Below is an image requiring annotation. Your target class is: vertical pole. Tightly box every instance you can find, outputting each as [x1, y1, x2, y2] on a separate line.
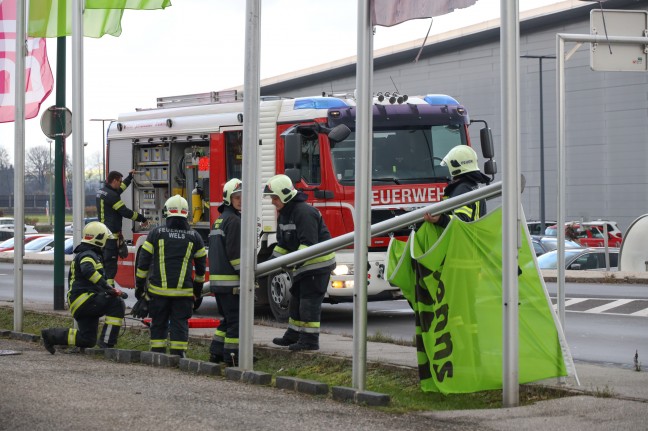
[239, 0, 261, 371]
[556, 35, 566, 329]
[48, 139, 53, 226]
[102, 121, 106, 181]
[501, 0, 520, 407]
[13, 0, 26, 331]
[53, 34, 67, 310]
[352, 0, 372, 390]
[72, 0, 85, 246]
[539, 57, 546, 234]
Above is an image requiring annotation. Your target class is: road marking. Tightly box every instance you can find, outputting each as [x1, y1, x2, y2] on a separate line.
[630, 308, 648, 317]
[564, 298, 589, 307]
[585, 299, 633, 313]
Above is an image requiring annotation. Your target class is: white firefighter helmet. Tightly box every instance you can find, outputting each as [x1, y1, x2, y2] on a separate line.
[263, 174, 297, 203]
[82, 221, 112, 249]
[222, 178, 243, 206]
[441, 146, 479, 177]
[164, 194, 189, 218]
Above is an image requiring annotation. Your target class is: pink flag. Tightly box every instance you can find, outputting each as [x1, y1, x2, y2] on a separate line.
[0, 0, 54, 123]
[371, 0, 479, 27]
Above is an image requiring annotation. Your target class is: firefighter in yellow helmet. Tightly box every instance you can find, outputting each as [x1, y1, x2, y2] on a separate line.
[424, 145, 490, 226]
[135, 195, 207, 357]
[208, 178, 243, 365]
[264, 174, 336, 351]
[41, 222, 126, 353]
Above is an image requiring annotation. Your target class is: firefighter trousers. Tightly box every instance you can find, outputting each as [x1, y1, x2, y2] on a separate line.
[44, 293, 125, 348]
[148, 295, 193, 355]
[284, 273, 328, 347]
[210, 291, 240, 364]
[102, 238, 119, 286]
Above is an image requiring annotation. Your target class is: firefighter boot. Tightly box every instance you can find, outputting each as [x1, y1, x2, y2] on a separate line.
[41, 328, 69, 355]
[272, 328, 299, 347]
[288, 332, 319, 351]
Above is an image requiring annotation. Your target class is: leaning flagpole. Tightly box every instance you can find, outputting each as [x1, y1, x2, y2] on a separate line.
[13, 0, 26, 332]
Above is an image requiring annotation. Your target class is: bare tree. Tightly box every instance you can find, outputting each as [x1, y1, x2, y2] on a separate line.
[26, 145, 51, 192]
[0, 146, 11, 169]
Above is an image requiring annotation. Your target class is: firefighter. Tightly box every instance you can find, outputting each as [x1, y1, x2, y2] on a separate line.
[41, 221, 126, 354]
[264, 174, 336, 351]
[424, 145, 490, 226]
[208, 178, 243, 365]
[96, 170, 149, 287]
[135, 195, 207, 357]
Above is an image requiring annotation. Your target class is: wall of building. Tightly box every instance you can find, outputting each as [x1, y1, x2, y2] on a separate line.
[260, 1, 648, 232]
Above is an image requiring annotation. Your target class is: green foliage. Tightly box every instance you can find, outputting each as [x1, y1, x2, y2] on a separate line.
[0, 307, 575, 413]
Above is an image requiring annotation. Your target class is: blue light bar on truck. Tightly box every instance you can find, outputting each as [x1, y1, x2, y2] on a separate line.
[293, 97, 349, 110]
[424, 94, 460, 105]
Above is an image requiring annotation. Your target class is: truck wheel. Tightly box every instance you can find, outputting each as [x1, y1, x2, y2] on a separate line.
[267, 271, 291, 323]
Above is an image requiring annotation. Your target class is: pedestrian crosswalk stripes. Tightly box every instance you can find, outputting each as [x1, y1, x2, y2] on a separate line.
[551, 298, 648, 317]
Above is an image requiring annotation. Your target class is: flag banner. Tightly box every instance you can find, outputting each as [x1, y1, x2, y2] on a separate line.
[386, 207, 571, 394]
[28, 0, 124, 38]
[0, 0, 54, 122]
[85, 0, 171, 10]
[371, 0, 479, 27]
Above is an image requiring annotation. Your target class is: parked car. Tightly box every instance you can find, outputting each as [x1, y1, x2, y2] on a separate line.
[0, 233, 49, 252]
[37, 236, 75, 255]
[544, 221, 623, 248]
[526, 220, 557, 236]
[536, 247, 619, 270]
[0, 217, 38, 241]
[5, 235, 72, 254]
[530, 235, 582, 257]
[64, 217, 99, 235]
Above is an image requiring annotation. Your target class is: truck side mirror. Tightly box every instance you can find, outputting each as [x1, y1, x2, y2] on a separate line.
[285, 168, 301, 184]
[284, 134, 302, 166]
[327, 124, 351, 144]
[484, 159, 497, 176]
[480, 127, 495, 159]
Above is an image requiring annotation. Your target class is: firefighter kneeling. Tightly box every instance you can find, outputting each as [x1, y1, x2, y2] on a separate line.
[135, 195, 207, 357]
[41, 222, 126, 353]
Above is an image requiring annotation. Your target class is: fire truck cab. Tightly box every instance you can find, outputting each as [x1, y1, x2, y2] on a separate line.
[106, 90, 495, 321]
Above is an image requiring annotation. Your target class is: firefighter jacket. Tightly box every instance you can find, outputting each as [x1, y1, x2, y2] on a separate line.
[96, 173, 146, 234]
[135, 222, 207, 298]
[209, 204, 241, 294]
[271, 192, 336, 281]
[436, 171, 490, 228]
[67, 243, 113, 316]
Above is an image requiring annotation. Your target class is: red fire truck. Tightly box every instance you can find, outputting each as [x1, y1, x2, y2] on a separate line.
[106, 90, 495, 321]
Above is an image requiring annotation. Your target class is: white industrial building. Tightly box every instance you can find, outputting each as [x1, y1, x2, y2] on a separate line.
[253, 0, 648, 232]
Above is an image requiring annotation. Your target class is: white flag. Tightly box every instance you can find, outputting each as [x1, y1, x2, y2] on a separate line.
[371, 0, 479, 27]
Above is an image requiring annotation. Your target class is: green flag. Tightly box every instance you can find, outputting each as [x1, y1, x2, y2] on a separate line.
[28, 0, 124, 38]
[28, 0, 171, 38]
[85, 0, 171, 9]
[386, 207, 571, 394]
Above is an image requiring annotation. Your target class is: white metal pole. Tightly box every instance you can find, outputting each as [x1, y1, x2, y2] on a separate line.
[13, 0, 27, 332]
[352, 0, 372, 391]
[556, 34, 566, 329]
[501, 0, 520, 408]
[72, 0, 85, 246]
[239, 0, 261, 371]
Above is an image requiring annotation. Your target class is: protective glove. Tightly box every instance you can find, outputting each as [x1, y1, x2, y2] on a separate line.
[131, 297, 149, 319]
[192, 280, 204, 299]
[135, 278, 146, 300]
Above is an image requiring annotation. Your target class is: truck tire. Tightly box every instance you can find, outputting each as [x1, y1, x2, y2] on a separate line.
[267, 270, 291, 323]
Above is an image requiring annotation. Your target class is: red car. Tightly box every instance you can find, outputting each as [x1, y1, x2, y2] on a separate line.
[545, 221, 623, 248]
[0, 234, 49, 252]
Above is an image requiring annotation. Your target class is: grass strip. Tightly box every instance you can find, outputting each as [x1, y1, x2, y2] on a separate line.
[0, 306, 574, 413]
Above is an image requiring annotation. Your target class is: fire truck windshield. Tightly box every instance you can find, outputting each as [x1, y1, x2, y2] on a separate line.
[330, 125, 466, 185]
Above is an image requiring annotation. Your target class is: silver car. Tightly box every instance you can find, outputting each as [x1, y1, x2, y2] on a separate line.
[537, 247, 619, 271]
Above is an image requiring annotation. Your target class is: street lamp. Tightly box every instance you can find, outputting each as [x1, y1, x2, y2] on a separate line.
[90, 118, 116, 183]
[521, 55, 556, 235]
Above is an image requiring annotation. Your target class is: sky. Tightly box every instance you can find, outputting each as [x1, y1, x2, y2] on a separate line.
[1, 0, 566, 165]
